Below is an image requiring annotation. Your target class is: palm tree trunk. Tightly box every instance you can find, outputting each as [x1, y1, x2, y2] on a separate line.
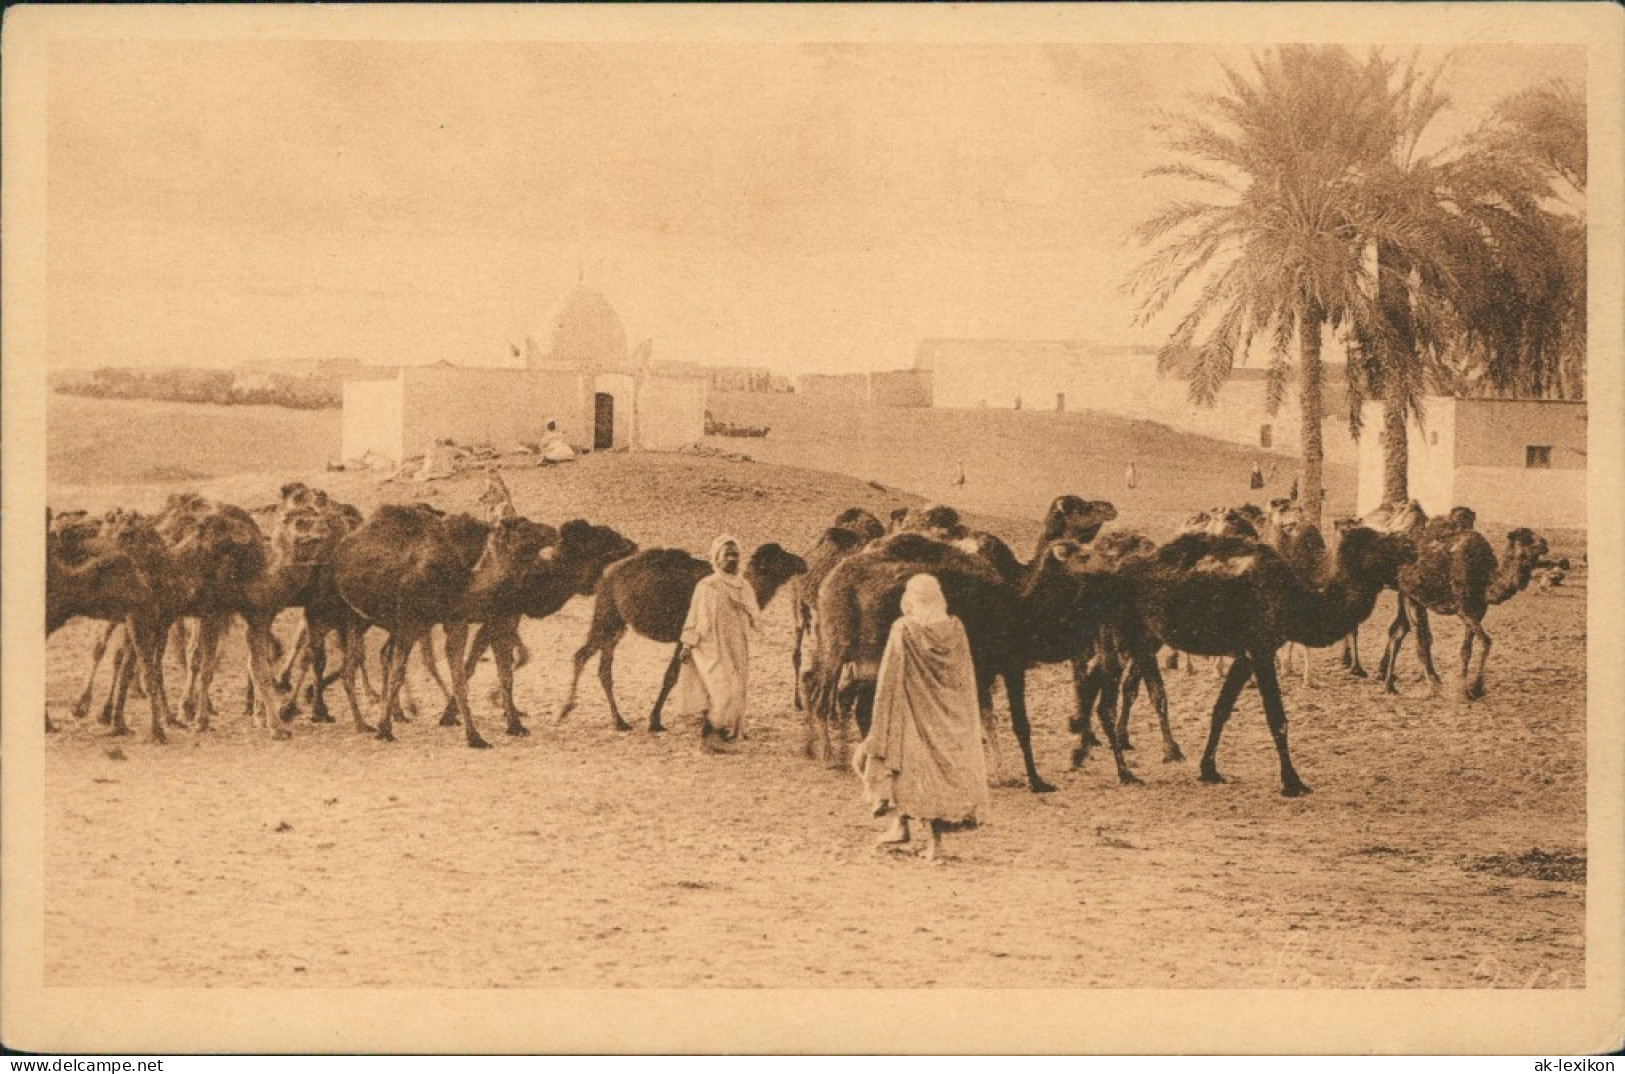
[1298, 302, 1325, 528]
[1376, 239, 1414, 506]
[1381, 395, 1409, 505]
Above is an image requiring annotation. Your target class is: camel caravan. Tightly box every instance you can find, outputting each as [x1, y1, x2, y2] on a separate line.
[46, 472, 1561, 796]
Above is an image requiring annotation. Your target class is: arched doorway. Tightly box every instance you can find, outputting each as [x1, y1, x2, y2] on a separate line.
[594, 393, 615, 449]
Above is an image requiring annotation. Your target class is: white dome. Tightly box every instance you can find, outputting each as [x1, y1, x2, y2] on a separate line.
[537, 286, 628, 370]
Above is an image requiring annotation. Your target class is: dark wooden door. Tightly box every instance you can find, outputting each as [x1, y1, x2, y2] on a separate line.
[593, 393, 614, 450]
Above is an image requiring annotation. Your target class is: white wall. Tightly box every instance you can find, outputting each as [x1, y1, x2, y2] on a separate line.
[341, 377, 404, 462]
[636, 375, 707, 450]
[1358, 397, 1586, 529]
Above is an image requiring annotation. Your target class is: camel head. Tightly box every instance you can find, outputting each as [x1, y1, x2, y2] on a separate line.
[552, 519, 638, 593]
[1331, 526, 1417, 589]
[278, 482, 331, 514]
[1502, 528, 1550, 587]
[744, 543, 809, 607]
[270, 504, 342, 567]
[832, 507, 886, 543]
[1041, 496, 1118, 545]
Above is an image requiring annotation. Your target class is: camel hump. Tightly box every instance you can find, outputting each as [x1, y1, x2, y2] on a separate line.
[831, 507, 886, 542]
[818, 527, 867, 554]
[637, 547, 705, 573]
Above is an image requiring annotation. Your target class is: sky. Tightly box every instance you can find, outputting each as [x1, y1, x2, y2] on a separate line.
[45, 39, 1583, 375]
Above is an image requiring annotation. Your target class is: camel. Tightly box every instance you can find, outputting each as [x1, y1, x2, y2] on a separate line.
[165, 492, 346, 734]
[332, 505, 557, 746]
[790, 508, 888, 710]
[1260, 499, 1330, 686]
[1339, 499, 1428, 676]
[1083, 526, 1416, 795]
[446, 519, 639, 735]
[1066, 529, 1185, 783]
[558, 542, 807, 733]
[1380, 523, 1549, 700]
[46, 511, 142, 724]
[804, 530, 1110, 794]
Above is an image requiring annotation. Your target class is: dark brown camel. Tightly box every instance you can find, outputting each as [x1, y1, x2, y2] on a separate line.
[1261, 499, 1330, 686]
[46, 510, 158, 732]
[1067, 529, 1186, 782]
[805, 530, 1113, 794]
[91, 499, 337, 743]
[447, 519, 639, 735]
[1339, 499, 1428, 676]
[558, 542, 807, 733]
[170, 493, 345, 734]
[332, 505, 557, 746]
[790, 508, 887, 711]
[1380, 523, 1549, 700]
[1084, 526, 1416, 795]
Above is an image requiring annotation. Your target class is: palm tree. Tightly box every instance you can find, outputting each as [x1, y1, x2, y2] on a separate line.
[1348, 71, 1586, 503]
[1130, 46, 1399, 528]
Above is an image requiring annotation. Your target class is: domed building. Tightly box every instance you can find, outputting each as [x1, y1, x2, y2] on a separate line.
[341, 282, 708, 464]
[529, 286, 631, 372]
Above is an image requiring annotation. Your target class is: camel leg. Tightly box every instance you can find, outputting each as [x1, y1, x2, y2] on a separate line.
[72, 621, 120, 720]
[415, 628, 458, 727]
[1003, 670, 1054, 795]
[596, 632, 633, 733]
[375, 631, 416, 742]
[105, 633, 138, 736]
[441, 621, 488, 749]
[332, 621, 373, 733]
[488, 623, 531, 736]
[1411, 606, 1443, 696]
[1459, 609, 1491, 701]
[791, 609, 806, 713]
[647, 645, 684, 733]
[1252, 648, 1310, 796]
[242, 616, 291, 740]
[1138, 654, 1183, 763]
[126, 614, 179, 745]
[1198, 655, 1254, 785]
[183, 616, 224, 731]
[1069, 660, 1103, 762]
[977, 674, 1011, 787]
[1381, 600, 1412, 694]
[559, 636, 598, 722]
[1343, 626, 1367, 677]
[277, 622, 310, 692]
[1085, 654, 1138, 785]
[99, 632, 132, 726]
[306, 622, 335, 725]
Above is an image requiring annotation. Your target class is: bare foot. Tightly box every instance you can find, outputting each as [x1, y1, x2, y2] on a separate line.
[875, 816, 910, 848]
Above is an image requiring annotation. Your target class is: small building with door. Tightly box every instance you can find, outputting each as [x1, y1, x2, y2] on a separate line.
[340, 285, 708, 464]
[1356, 396, 1587, 529]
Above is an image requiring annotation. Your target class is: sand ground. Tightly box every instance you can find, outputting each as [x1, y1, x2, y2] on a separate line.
[41, 394, 1586, 988]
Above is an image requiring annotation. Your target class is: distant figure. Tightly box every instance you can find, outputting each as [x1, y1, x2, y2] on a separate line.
[1014, 395, 1023, 411]
[537, 419, 575, 464]
[1126, 461, 1139, 490]
[1249, 461, 1265, 490]
[1289, 476, 1299, 502]
[676, 535, 759, 752]
[951, 460, 966, 488]
[855, 574, 989, 862]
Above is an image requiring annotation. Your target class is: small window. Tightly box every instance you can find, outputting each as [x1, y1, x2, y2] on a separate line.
[1259, 424, 1273, 449]
[1526, 445, 1552, 469]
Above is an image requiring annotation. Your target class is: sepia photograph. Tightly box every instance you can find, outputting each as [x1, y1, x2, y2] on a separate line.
[3, 2, 1621, 1056]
